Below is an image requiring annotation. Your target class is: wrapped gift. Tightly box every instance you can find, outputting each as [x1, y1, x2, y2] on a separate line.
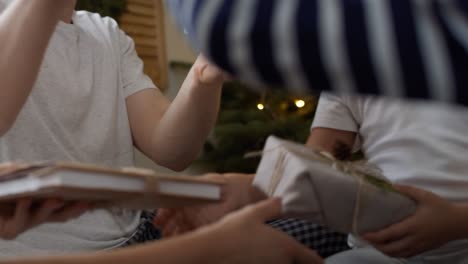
[252, 136, 416, 235]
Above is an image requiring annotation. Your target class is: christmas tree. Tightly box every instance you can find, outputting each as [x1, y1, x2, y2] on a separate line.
[76, 0, 127, 21]
[199, 81, 318, 173]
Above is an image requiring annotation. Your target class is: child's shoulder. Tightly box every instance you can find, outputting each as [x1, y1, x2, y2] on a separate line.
[74, 10, 121, 33]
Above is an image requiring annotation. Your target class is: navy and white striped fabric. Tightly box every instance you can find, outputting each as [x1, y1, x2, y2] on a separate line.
[167, 0, 468, 106]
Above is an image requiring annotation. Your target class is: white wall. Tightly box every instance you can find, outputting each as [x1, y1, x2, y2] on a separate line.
[162, 2, 197, 100]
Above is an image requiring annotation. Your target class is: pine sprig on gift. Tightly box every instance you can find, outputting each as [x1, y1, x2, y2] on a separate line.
[363, 174, 397, 193]
[332, 141, 353, 161]
[332, 141, 397, 193]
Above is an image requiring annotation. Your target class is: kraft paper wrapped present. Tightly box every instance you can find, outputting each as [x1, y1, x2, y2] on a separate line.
[252, 136, 417, 235]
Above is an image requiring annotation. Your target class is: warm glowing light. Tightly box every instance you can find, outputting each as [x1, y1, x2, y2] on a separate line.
[295, 100, 306, 108]
[257, 103, 265, 110]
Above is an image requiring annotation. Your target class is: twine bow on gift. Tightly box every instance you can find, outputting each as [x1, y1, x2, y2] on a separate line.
[317, 151, 368, 234]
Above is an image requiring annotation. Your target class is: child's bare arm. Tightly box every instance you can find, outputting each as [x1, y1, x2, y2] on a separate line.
[0, 0, 75, 135]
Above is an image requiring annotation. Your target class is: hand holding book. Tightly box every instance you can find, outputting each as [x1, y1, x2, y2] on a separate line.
[0, 162, 91, 239]
[0, 197, 89, 240]
[155, 173, 265, 237]
[0, 161, 225, 239]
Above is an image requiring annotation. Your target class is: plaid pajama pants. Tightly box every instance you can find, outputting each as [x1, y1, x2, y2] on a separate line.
[268, 218, 349, 257]
[122, 211, 161, 246]
[123, 211, 349, 257]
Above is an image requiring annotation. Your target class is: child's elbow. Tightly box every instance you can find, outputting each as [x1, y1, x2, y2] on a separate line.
[152, 154, 193, 172]
[163, 160, 191, 172]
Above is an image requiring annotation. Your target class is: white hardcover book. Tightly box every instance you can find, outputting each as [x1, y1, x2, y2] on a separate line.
[0, 162, 224, 210]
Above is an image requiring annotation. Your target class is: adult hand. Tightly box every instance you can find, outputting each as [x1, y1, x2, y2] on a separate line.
[362, 185, 463, 258]
[0, 199, 322, 264]
[154, 173, 264, 237]
[205, 198, 323, 264]
[0, 199, 90, 240]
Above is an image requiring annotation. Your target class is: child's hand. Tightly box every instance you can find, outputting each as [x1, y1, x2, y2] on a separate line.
[0, 199, 90, 240]
[154, 173, 263, 237]
[192, 54, 227, 87]
[362, 185, 461, 258]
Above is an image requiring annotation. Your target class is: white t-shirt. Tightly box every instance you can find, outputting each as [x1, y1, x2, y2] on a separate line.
[0, 8, 158, 257]
[312, 93, 468, 260]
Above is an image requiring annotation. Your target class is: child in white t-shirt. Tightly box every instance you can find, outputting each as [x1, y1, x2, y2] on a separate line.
[308, 93, 468, 263]
[0, 0, 225, 257]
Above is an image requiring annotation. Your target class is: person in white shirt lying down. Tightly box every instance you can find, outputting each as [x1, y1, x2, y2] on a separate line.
[155, 92, 468, 263]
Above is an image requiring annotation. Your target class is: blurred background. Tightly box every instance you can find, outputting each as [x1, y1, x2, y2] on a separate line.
[77, 0, 318, 175]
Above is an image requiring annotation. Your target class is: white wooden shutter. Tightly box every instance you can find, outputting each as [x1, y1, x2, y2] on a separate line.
[120, 0, 168, 91]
